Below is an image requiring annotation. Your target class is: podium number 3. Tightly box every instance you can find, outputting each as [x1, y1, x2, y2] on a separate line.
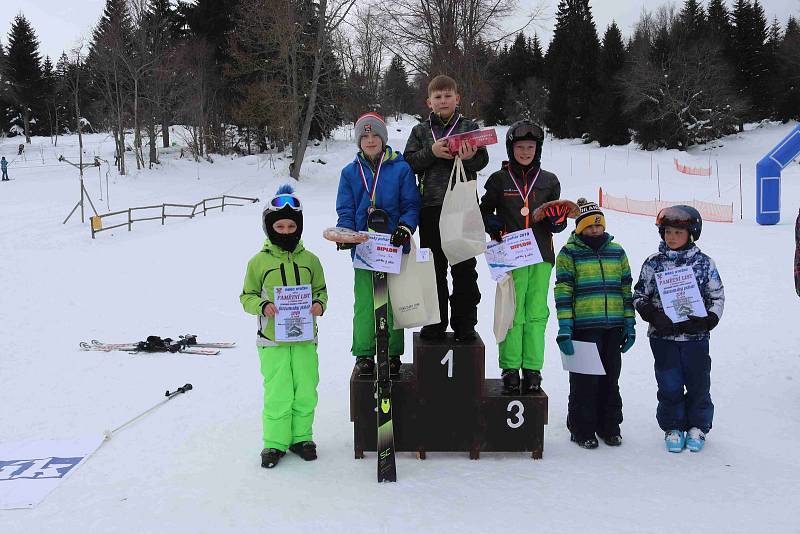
[440, 350, 454, 378]
[506, 400, 525, 429]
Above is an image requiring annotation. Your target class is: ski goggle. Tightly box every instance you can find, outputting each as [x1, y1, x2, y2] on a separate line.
[655, 206, 695, 227]
[508, 123, 544, 142]
[267, 194, 302, 212]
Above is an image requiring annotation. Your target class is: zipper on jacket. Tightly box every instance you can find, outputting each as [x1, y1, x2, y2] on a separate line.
[596, 250, 609, 323]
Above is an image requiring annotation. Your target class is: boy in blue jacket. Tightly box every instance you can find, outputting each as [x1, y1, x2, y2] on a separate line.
[336, 112, 421, 376]
[633, 206, 724, 453]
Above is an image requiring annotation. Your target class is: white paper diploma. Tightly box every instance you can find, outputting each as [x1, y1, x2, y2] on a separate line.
[561, 340, 606, 375]
[654, 266, 708, 323]
[484, 228, 544, 281]
[353, 232, 403, 274]
[274, 284, 314, 342]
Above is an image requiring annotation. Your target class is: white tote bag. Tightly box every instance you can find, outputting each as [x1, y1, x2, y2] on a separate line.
[388, 239, 441, 329]
[493, 273, 517, 343]
[439, 157, 487, 265]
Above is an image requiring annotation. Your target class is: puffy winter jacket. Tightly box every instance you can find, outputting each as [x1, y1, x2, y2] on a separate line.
[480, 161, 561, 264]
[240, 240, 328, 347]
[555, 232, 635, 330]
[403, 111, 489, 208]
[336, 146, 420, 234]
[795, 209, 799, 297]
[633, 241, 725, 341]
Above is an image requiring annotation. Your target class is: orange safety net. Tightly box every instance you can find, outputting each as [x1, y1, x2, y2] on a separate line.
[598, 188, 733, 223]
[674, 158, 712, 176]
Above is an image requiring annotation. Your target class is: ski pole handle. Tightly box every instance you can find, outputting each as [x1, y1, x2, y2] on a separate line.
[165, 383, 193, 398]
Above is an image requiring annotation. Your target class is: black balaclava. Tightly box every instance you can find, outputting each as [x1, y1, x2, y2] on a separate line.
[263, 204, 303, 252]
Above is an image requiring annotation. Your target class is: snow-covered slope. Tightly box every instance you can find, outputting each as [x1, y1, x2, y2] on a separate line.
[1, 118, 798, 533]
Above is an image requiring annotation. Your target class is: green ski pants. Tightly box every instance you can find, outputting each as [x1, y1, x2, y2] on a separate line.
[352, 268, 404, 357]
[498, 262, 553, 371]
[258, 342, 319, 451]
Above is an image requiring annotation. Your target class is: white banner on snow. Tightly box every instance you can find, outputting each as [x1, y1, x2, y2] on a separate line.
[0, 435, 104, 509]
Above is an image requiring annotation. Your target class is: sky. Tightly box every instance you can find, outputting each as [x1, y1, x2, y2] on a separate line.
[0, 0, 798, 61]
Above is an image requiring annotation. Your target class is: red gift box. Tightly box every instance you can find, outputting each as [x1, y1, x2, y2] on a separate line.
[445, 128, 498, 154]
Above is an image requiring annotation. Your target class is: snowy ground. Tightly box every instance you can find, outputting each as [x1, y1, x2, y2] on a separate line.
[1, 118, 799, 533]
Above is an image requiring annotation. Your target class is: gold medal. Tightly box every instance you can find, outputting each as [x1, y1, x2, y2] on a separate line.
[520, 206, 530, 216]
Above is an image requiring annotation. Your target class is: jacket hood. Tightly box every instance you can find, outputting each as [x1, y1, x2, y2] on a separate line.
[567, 231, 614, 249]
[355, 145, 403, 167]
[261, 238, 306, 256]
[659, 240, 699, 260]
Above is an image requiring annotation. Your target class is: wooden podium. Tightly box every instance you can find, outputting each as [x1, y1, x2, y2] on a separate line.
[350, 332, 548, 460]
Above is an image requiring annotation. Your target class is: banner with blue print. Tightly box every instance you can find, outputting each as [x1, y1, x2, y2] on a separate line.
[0, 435, 104, 509]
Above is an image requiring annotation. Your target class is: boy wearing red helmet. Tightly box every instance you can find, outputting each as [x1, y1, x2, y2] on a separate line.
[633, 205, 725, 453]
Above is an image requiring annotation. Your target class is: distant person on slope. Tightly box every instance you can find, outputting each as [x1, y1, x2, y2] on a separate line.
[240, 185, 328, 469]
[633, 206, 724, 454]
[1, 156, 8, 181]
[335, 112, 421, 377]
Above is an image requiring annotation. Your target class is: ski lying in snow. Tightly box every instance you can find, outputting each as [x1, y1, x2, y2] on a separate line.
[367, 208, 397, 483]
[178, 335, 236, 348]
[80, 339, 220, 356]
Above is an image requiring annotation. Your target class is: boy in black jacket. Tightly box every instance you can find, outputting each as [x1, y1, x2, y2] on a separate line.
[403, 75, 489, 341]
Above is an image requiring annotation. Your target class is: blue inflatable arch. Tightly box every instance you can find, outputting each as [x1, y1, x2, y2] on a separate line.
[756, 124, 800, 225]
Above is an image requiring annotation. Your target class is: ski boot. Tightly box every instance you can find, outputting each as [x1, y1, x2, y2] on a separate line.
[570, 434, 599, 449]
[261, 448, 285, 468]
[420, 324, 446, 340]
[289, 441, 318, 461]
[389, 356, 402, 377]
[354, 356, 375, 376]
[521, 369, 542, 393]
[454, 327, 477, 342]
[685, 428, 706, 452]
[599, 433, 623, 446]
[501, 369, 520, 395]
[665, 430, 686, 453]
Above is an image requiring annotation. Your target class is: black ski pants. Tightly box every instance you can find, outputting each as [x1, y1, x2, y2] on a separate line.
[567, 327, 624, 440]
[418, 205, 481, 332]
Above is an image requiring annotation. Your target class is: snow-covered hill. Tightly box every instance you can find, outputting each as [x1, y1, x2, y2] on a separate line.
[1, 118, 798, 533]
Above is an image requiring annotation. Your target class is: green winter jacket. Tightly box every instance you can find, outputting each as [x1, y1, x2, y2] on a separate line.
[240, 239, 328, 346]
[554, 232, 635, 330]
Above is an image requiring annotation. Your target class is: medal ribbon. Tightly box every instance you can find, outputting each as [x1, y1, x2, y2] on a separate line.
[357, 153, 384, 208]
[507, 167, 540, 227]
[430, 113, 461, 142]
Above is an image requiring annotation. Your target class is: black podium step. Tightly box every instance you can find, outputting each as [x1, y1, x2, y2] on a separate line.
[478, 379, 548, 459]
[349, 332, 549, 462]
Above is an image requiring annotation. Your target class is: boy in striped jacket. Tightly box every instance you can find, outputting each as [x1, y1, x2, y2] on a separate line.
[554, 199, 636, 449]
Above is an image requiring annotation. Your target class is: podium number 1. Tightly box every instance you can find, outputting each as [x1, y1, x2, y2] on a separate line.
[440, 350, 454, 378]
[506, 400, 525, 429]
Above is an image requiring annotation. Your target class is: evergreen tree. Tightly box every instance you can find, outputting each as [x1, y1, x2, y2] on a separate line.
[4, 14, 43, 142]
[383, 54, 413, 119]
[545, 0, 601, 138]
[679, 0, 707, 38]
[775, 16, 800, 121]
[591, 22, 630, 145]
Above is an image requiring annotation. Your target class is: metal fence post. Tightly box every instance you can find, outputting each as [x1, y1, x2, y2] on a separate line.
[128, 208, 132, 231]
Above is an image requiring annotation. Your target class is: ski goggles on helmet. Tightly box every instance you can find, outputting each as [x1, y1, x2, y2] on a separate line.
[266, 194, 302, 212]
[508, 123, 544, 142]
[655, 205, 697, 228]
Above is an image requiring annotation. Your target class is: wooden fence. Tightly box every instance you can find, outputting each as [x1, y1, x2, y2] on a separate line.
[90, 195, 259, 238]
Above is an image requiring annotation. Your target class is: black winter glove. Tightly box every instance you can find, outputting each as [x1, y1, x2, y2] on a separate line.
[677, 312, 719, 335]
[336, 242, 355, 250]
[543, 204, 570, 233]
[390, 225, 412, 247]
[637, 303, 675, 335]
[484, 214, 504, 242]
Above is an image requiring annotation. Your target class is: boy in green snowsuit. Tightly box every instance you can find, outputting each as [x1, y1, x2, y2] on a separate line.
[479, 120, 569, 394]
[240, 185, 328, 469]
